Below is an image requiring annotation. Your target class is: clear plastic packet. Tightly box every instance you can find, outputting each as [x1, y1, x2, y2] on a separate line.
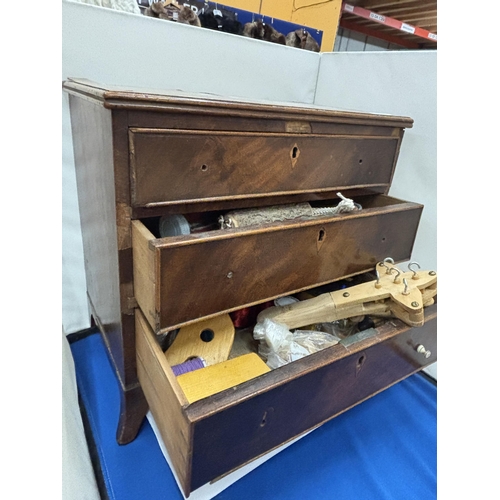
[253, 318, 340, 369]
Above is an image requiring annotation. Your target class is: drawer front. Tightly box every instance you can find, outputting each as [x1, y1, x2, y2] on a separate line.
[152, 204, 421, 332]
[130, 129, 401, 206]
[188, 309, 437, 490]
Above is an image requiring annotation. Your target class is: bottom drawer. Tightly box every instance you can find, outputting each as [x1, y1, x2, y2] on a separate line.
[136, 299, 437, 496]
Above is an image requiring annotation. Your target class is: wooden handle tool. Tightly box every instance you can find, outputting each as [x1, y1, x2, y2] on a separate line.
[257, 261, 437, 329]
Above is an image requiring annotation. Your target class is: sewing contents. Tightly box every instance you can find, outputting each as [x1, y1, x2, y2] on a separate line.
[218, 193, 361, 229]
[175, 353, 271, 404]
[251, 259, 437, 368]
[257, 260, 437, 330]
[320, 318, 359, 339]
[157, 328, 180, 352]
[274, 296, 300, 307]
[229, 301, 274, 328]
[158, 213, 219, 237]
[254, 320, 339, 369]
[167, 260, 436, 400]
[159, 214, 191, 237]
[171, 357, 206, 376]
[165, 313, 235, 366]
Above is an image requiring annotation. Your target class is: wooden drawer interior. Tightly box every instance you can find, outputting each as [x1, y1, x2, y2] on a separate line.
[129, 128, 402, 207]
[132, 194, 422, 334]
[136, 296, 437, 495]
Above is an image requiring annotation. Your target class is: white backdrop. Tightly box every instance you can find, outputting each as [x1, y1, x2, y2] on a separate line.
[315, 51, 437, 271]
[314, 51, 437, 379]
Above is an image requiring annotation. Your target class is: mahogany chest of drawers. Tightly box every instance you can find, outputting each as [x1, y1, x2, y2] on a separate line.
[64, 78, 436, 496]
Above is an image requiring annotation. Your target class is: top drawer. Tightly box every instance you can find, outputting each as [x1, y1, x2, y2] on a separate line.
[129, 129, 402, 207]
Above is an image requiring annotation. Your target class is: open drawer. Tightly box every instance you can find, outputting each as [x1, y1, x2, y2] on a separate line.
[136, 302, 437, 496]
[132, 194, 423, 334]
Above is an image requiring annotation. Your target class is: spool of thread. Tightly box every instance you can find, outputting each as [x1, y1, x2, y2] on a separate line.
[230, 301, 275, 328]
[159, 214, 191, 237]
[159, 214, 218, 237]
[230, 307, 257, 328]
[171, 357, 206, 376]
[274, 296, 300, 307]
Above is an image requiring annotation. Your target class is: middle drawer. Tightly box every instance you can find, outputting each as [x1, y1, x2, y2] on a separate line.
[132, 194, 422, 334]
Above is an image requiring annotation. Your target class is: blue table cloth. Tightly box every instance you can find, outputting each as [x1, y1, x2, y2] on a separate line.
[69, 331, 436, 500]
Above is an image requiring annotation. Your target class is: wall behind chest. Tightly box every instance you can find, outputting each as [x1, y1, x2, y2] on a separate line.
[62, 0, 321, 334]
[314, 50, 437, 379]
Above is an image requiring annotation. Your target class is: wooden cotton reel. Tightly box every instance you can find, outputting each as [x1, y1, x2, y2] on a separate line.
[165, 314, 235, 367]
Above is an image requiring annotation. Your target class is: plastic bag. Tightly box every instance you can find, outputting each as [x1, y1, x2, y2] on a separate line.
[253, 319, 340, 369]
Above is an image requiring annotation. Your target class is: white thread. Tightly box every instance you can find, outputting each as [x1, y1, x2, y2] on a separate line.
[311, 192, 359, 216]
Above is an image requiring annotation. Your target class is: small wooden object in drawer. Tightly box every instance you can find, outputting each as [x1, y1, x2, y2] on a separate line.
[63, 78, 436, 497]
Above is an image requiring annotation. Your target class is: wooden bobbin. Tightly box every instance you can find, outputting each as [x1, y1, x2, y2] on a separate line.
[165, 314, 235, 367]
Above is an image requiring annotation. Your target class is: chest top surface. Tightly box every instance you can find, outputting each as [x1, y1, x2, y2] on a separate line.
[63, 78, 413, 129]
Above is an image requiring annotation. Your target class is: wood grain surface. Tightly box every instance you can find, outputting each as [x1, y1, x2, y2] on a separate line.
[130, 129, 400, 206]
[135, 309, 193, 495]
[153, 201, 422, 332]
[186, 306, 437, 490]
[63, 79, 433, 493]
[165, 314, 235, 366]
[63, 78, 414, 129]
[176, 353, 271, 404]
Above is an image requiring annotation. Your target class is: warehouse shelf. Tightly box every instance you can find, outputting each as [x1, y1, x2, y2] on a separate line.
[339, 1, 437, 49]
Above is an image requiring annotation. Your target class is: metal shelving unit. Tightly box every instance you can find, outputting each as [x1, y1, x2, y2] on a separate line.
[339, 1, 437, 50]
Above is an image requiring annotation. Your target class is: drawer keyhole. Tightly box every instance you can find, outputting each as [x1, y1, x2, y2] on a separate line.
[260, 408, 273, 427]
[260, 412, 267, 427]
[201, 164, 208, 171]
[317, 227, 326, 252]
[356, 354, 366, 376]
[290, 144, 300, 167]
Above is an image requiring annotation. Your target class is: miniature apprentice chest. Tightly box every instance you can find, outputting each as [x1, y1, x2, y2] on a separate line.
[64, 78, 437, 497]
